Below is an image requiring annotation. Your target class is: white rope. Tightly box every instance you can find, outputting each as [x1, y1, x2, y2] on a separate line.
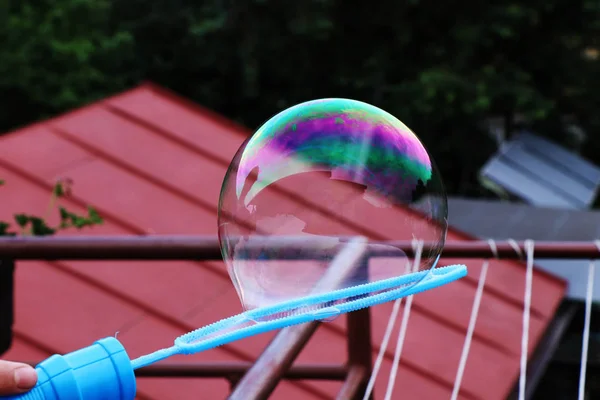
[577, 240, 600, 400]
[361, 269, 407, 400]
[508, 239, 524, 259]
[450, 239, 498, 400]
[519, 240, 535, 400]
[383, 240, 423, 400]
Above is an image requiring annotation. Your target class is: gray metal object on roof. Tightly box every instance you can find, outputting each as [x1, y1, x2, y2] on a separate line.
[427, 196, 600, 301]
[479, 132, 600, 209]
[443, 197, 600, 241]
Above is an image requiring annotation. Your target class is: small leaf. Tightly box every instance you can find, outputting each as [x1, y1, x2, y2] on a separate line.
[0, 222, 10, 236]
[53, 182, 65, 198]
[53, 178, 73, 198]
[72, 216, 91, 229]
[29, 217, 56, 236]
[72, 218, 85, 228]
[87, 206, 103, 224]
[14, 214, 30, 228]
[59, 207, 70, 221]
[0, 180, 5, 186]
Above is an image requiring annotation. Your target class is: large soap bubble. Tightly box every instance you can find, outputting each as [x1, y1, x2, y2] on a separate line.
[218, 98, 447, 316]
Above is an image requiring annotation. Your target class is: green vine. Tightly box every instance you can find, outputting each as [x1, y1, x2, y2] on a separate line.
[0, 178, 103, 237]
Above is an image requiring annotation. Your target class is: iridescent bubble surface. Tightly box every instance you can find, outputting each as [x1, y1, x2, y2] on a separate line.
[218, 98, 447, 314]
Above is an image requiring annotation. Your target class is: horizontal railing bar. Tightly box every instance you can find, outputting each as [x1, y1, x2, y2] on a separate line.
[0, 236, 222, 260]
[0, 236, 599, 260]
[21, 362, 348, 380]
[19, 361, 349, 384]
[140, 363, 347, 380]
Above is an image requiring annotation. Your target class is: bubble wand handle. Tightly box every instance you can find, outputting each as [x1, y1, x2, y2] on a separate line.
[0, 337, 137, 400]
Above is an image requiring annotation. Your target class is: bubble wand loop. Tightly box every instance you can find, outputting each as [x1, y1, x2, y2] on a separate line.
[131, 238, 465, 369]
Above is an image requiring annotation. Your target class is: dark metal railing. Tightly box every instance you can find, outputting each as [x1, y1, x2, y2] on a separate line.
[1, 236, 376, 400]
[1, 236, 596, 400]
[0, 236, 598, 260]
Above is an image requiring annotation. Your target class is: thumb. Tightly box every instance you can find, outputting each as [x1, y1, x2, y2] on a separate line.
[0, 361, 37, 395]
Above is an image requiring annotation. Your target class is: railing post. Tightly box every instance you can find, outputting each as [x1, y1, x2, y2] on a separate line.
[347, 308, 373, 400]
[227, 321, 321, 400]
[0, 259, 15, 356]
[346, 256, 374, 400]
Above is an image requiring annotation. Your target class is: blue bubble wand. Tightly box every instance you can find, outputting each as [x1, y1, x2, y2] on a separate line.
[2, 237, 466, 400]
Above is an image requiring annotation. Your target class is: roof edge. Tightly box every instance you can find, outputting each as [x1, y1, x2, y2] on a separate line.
[137, 81, 252, 138]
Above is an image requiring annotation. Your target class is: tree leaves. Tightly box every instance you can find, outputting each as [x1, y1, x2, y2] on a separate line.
[0, 0, 599, 197]
[58, 206, 104, 229]
[0, 222, 12, 237]
[13, 214, 55, 236]
[0, 178, 103, 237]
[0, 0, 135, 127]
[52, 179, 72, 198]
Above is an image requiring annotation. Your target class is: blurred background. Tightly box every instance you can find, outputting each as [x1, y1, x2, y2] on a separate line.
[2, 0, 600, 198]
[1, 1, 600, 399]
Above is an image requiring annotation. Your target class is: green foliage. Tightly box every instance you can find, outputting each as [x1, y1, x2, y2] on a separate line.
[0, 0, 136, 129]
[0, 179, 103, 237]
[0, 0, 599, 196]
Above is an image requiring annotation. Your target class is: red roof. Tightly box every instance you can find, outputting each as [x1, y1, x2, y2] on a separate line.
[0, 83, 566, 400]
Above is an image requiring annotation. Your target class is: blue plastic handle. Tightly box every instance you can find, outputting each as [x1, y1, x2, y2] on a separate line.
[0, 337, 136, 400]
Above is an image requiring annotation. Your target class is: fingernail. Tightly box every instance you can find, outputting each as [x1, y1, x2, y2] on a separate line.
[14, 367, 37, 389]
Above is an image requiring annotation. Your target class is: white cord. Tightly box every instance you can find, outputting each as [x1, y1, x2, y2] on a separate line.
[508, 239, 524, 259]
[383, 240, 423, 400]
[450, 240, 497, 400]
[577, 241, 600, 400]
[361, 295, 403, 400]
[519, 240, 535, 400]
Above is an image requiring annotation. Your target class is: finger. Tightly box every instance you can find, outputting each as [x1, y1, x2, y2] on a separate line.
[0, 361, 37, 395]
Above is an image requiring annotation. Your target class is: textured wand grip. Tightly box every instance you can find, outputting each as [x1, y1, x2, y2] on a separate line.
[3, 385, 45, 400]
[0, 337, 136, 400]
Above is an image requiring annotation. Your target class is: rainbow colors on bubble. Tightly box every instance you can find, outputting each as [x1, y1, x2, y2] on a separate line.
[236, 98, 432, 206]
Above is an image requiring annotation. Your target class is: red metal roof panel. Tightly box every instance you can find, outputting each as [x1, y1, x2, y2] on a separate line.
[0, 84, 567, 400]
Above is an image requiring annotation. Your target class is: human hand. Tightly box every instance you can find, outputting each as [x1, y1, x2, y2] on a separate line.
[0, 361, 37, 395]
